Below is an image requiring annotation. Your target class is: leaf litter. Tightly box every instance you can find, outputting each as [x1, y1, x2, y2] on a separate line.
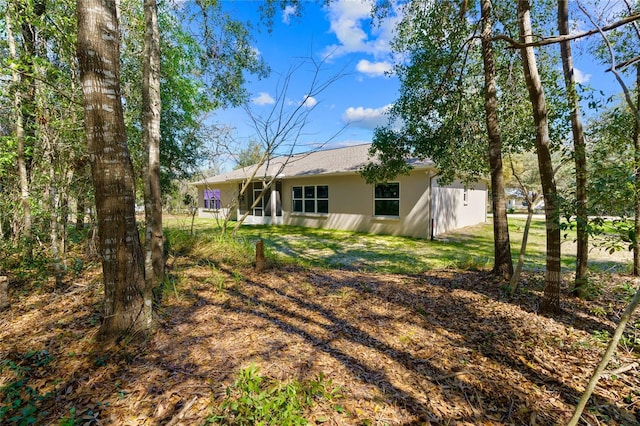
[1, 260, 639, 425]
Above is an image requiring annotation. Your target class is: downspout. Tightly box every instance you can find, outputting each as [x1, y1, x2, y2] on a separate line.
[428, 171, 435, 240]
[428, 171, 441, 240]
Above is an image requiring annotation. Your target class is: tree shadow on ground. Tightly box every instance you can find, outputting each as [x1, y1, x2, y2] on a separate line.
[407, 268, 623, 339]
[2, 258, 638, 425]
[201, 264, 640, 425]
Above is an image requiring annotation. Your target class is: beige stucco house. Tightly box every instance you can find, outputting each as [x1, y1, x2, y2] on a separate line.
[191, 144, 487, 238]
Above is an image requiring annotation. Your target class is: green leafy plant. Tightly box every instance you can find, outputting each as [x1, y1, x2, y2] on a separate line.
[615, 281, 638, 303]
[590, 306, 607, 318]
[208, 365, 340, 425]
[618, 332, 640, 355]
[575, 277, 603, 301]
[591, 329, 610, 345]
[58, 407, 78, 426]
[590, 328, 639, 355]
[57, 403, 104, 425]
[589, 217, 636, 255]
[0, 350, 53, 425]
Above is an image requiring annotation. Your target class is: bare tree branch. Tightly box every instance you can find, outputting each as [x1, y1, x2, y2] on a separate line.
[216, 55, 350, 235]
[578, 1, 637, 116]
[494, 12, 640, 49]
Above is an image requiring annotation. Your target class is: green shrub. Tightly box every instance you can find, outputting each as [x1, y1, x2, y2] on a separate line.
[615, 281, 638, 303]
[576, 276, 603, 301]
[208, 365, 340, 425]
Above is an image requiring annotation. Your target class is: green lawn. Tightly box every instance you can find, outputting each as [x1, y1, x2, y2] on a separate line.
[164, 215, 633, 275]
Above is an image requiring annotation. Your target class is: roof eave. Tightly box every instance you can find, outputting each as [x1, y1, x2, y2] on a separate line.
[190, 164, 436, 186]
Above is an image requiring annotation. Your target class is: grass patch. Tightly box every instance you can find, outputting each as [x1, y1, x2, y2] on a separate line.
[163, 215, 632, 275]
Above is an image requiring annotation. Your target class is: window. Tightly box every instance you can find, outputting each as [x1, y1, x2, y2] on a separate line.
[203, 189, 221, 210]
[374, 183, 400, 216]
[292, 185, 328, 213]
[463, 189, 469, 206]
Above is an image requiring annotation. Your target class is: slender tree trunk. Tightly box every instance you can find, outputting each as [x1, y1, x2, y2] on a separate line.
[228, 151, 271, 236]
[232, 173, 279, 237]
[77, 0, 151, 339]
[61, 195, 69, 255]
[31, 13, 67, 282]
[558, 0, 589, 291]
[518, 0, 562, 314]
[6, 6, 33, 260]
[568, 278, 640, 425]
[585, 1, 640, 274]
[20, 3, 40, 254]
[511, 203, 536, 296]
[142, 0, 164, 289]
[75, 159, 88, 230]
[634, 64, 640, 276]
[76, 196, 85, 229]
[49, 161, 64, 285]
[481, 0, 513, 280]
[507, 154, 539, 295]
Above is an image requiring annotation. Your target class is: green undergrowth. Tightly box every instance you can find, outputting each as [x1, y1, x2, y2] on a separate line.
[207, 365, 342, 425]
[0, 226, 97, 293]
[0, 350, 54, 425]
[164, 226, 261, 269]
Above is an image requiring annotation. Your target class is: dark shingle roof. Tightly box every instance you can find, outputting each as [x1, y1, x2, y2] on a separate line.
[191, 143, 433, 185]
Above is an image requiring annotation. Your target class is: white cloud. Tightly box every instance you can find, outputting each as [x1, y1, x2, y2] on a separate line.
[168, 0, 188, 8]
[342, 104, 392, 129]
[282, 5, 297, 24]
[252, 92, 275, 105]
[325, 1, 371, 53]
[321, 0, 403, 59]
[574, 67, 591, 84]
[302, 95, 318, 108]
[356, 59, 393, 77]
[285, 95, 319, 108]
[555, 66, 591, 84]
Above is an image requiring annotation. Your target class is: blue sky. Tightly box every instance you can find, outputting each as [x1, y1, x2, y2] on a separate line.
[206, 1, 632, 170]
[212, 1, 402, 160]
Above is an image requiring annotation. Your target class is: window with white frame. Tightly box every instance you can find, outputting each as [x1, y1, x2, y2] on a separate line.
[203, 189, 221, 210]
[292, 185, 328, 213]
[374, 182, 400, 216]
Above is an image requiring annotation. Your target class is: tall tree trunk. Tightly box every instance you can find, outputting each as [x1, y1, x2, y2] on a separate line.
[518, 0, 562, 314]
[142, 0, 164, 289]
[77, 0, 151, 339]
[76, 195, 85, 229]
[49, 160, 64, 285]
[481, 0, 513, 280]
[19, 2, 42, 260]
[634, 64, 640, 276]
[558, 0, 589, 291]
[6, 5, 33, 260]
[75, 158, 88, 230]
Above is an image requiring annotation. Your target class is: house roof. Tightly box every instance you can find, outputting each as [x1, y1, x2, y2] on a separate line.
[191, 143, 434, 185]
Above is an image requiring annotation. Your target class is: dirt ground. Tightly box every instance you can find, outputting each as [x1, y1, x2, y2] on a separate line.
[1, 257, 639, 425]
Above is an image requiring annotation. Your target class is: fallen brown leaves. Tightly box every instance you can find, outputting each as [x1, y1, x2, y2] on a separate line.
[1, 261, 639, 425]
